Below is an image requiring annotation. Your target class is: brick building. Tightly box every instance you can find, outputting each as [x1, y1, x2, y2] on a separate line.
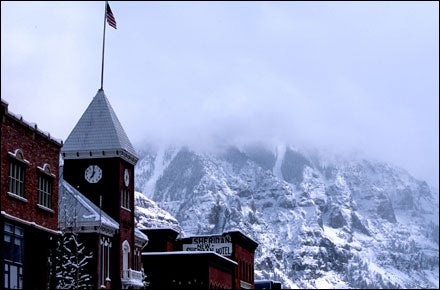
[179, 231, 259, 289]
[143, 251, 237, 289]
[58, 178, 147, 289]
[60, 89, 147, 289]
[141, 228, 259, 289]
[2, 91, 261, 289]
[1, 98, 62, 289]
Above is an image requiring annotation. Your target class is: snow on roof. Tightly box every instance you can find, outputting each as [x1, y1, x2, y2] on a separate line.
[61, 89, 137, 164]
[59, 179, 119, 231]
[1, 210, 61, 235]
[142, 251, 238, 265]
[135, 227, 148, 242]
[2, 102, 63, 145]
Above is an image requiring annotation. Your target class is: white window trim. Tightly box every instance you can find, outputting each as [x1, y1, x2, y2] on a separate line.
[37, 163, 56, 178]
[8, 149, 30, 164]
[7, 192, 28, 203]
[36, 204, 54, 213]
[122, 240, 130, 272]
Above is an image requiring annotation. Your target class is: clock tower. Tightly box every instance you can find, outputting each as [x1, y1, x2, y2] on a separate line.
[61, 89, 139, 288]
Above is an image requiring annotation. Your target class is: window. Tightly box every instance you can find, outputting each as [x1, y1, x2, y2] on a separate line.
[250, 261, 253, 282]
[3, 223, 24, 289]
[134, 249, 140, 271]
[38, 174, 53, 209]
[37, 164, 55, 210]
[122, 240, 130, 273]
[100, 241, 105, 286]
[121, 188, 130, 209]
[8, 160, 25, 198]
[7, 149, 29, 199]
[100, 238, 111, 286]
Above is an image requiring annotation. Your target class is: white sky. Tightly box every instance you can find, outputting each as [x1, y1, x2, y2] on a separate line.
[1, 1, 439, 187]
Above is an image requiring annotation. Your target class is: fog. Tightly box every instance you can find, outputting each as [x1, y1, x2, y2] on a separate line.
[1, 1, 438, 187]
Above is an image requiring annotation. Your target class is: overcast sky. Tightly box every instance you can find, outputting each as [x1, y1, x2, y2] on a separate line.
[1, 1, 438, 187]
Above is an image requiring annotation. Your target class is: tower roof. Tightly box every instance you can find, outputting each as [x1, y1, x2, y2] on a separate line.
[61, 89, 138, 165]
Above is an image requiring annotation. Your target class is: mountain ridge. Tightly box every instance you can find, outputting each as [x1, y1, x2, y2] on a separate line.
[134, 143, 439, 288]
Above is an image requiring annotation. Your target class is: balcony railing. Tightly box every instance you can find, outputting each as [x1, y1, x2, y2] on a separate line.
[121, 268, 143, 287]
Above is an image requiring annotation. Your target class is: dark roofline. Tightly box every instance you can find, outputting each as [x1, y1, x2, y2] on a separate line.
[1, 99, 8, 117]
[140, 227, 180, 237]
[142, 251, 237, 276]
[61, 148, 138, 165]
[224, 230, 259, 251]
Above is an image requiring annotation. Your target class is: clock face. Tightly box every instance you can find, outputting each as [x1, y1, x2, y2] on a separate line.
[124, 169, 130, 186]
[84, 165, 102, 183]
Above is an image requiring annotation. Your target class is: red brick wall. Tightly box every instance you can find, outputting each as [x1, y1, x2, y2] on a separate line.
[209, 265, 233, 289]
[1, 112, 61, 231]
[62, 156, 137, 284]
[118, 160, 135, 275]
[166, 240, 174, 251]
[232, 244, 255, 288]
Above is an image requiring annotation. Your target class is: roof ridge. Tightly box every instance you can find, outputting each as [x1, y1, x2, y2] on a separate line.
[101, 91, 137, 154]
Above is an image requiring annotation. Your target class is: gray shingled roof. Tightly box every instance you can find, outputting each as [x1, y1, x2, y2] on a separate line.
[62, 89, 138, 164]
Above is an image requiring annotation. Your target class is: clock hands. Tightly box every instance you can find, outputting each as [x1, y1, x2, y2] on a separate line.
[90, 166, 96, 179]
[85, 165, 102, 183]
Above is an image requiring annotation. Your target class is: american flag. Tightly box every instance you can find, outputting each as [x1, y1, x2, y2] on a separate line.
[106, 3, 117, 29]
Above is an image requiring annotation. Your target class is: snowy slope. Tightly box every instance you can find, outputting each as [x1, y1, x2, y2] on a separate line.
[134, 143, 439, 289]
[134, 191, 182, 234]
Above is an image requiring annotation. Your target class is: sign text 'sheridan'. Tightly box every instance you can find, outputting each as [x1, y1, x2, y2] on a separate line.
[182, 234, 232, 256]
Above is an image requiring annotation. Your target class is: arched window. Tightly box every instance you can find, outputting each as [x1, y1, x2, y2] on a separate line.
[122, 240, 130, 273]
[7, 149, 29, 199]
[37, 163, 55, 209]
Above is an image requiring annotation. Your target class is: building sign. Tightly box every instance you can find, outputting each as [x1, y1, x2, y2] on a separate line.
[182, 234, 232, 256]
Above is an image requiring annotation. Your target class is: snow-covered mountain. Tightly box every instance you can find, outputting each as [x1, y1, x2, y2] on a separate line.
[134, 191, 182, 234]
[134, 143, 439, 289]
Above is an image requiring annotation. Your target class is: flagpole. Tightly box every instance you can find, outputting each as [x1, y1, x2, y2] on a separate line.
[100, 1, 108, 91]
